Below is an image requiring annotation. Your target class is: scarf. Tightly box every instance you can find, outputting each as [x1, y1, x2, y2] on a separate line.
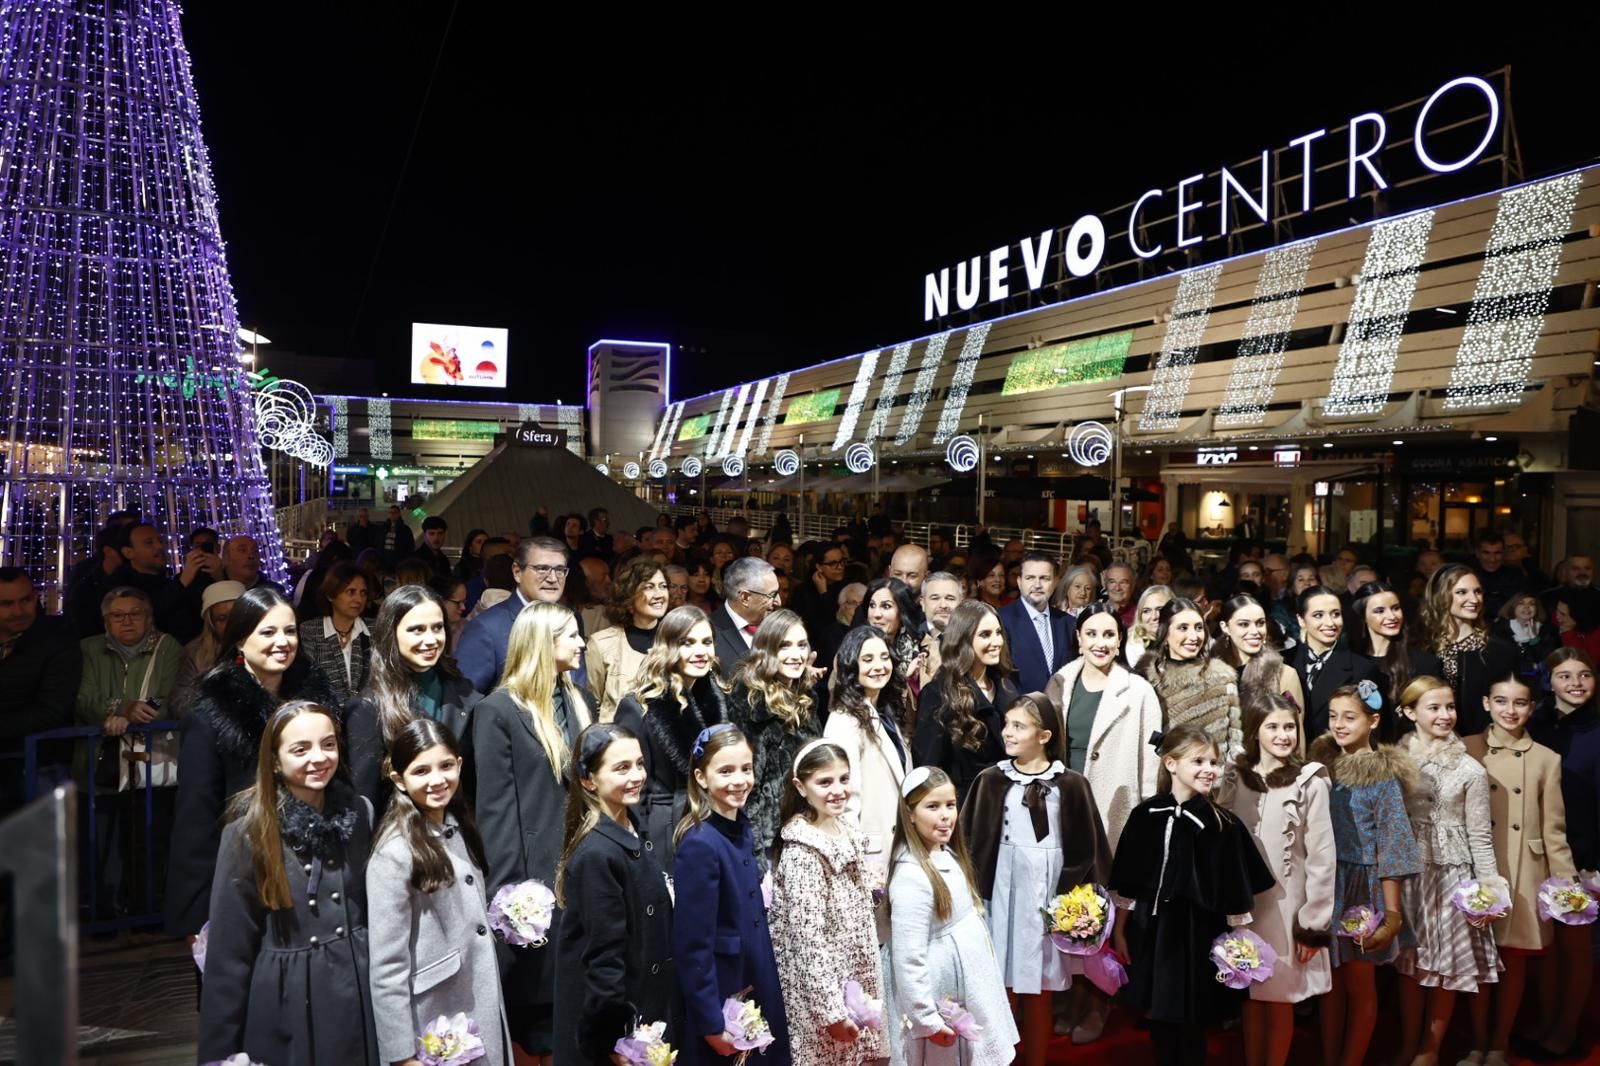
[1442, 629, 1487, 687]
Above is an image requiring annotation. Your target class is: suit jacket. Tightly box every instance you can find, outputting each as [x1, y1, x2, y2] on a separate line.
[998, 598, 1076, 694]
[1288, 643, 1385, 740]
[709, 602, 754, 673]
[456, 595, 586, 694]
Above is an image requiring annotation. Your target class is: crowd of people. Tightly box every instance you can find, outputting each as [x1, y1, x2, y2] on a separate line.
[0, 503, 1597, 1066]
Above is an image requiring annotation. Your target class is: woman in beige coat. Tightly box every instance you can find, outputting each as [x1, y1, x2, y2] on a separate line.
[585, 557, 670, 720]
[1463, 672, 1575, 1066]
[821, 627, 909, 859]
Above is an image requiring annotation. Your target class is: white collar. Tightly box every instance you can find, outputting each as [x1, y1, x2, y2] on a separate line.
[323, 615, 369, 638]
[1021, 599, 1050, 626]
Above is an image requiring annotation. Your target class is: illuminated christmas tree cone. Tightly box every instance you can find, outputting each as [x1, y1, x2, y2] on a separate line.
[0, 0, 290, 603]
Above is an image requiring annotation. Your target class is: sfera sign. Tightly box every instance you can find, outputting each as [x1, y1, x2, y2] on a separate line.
[513, 423, 567, 448]
[923, 75, 1501, 322]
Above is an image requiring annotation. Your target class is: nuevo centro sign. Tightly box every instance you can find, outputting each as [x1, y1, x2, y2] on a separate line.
[923, 75, 1501, 322]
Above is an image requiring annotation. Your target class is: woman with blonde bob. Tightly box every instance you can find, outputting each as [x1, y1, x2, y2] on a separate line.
[1124, 584, 1172, 667]
[612, 604, 728, 870]
[586, 556, 672, 720]
[473, 602, 594, 1060]
[727, 608, 820, 862]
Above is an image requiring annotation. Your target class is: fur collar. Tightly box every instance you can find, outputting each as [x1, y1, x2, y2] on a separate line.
[641, 675, 728, 776]
[280, 778, 359, 861]
[1308, 734, 1417, 794]
[197, 660, 340, 763]
[1400, 731, 1468, 771]
[1231, 757, 1306, 793]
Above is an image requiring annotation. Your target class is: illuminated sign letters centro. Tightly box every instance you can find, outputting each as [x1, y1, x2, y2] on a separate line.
[923, 75, 1500, 322]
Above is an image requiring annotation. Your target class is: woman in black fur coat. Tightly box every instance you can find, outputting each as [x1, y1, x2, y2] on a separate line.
[165, 587, 338, 939]
[611, 605, 728, 873]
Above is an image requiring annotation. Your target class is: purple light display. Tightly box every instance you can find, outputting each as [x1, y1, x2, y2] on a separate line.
[0, 0, 288, 600]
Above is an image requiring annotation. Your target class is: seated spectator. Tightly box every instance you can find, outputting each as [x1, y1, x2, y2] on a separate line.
[168, 580, 245, 720]
[0, 567, 82, 813]
[295, 562, 373, 709]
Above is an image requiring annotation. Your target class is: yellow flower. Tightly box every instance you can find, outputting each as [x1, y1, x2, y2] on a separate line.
[646, 1043, 678, 1066]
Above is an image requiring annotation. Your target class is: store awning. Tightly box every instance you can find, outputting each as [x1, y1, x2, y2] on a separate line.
[1163, 461, 1383, 486]
[828, 472, 953, 493]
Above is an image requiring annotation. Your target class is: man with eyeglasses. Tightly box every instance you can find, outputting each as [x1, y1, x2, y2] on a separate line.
[457, 536, 586, 691]
[710, 557, 780, 671]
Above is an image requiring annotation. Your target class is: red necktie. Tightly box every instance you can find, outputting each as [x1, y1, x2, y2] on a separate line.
[743, 624, 759, 635]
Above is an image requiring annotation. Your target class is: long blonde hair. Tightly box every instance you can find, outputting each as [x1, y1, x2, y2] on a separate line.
[500, 602, 592, 782]
[888, 767, 982, 923]
[635, 605, 719, 706]
[732, 609, 814, 730]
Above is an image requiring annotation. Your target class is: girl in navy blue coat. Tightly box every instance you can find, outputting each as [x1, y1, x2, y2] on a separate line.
[673, 723, 792, 1066]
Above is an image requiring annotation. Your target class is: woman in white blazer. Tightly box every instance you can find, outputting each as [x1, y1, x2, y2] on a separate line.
[822, 626, 910, 857]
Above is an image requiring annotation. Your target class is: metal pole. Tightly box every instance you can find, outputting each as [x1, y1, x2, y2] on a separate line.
[798, 434, 806, 528]
[1112, 395, 1123, 547]
[977, 414, 987, 527]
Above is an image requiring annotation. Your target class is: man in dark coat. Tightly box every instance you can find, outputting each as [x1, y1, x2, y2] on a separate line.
[377, 504, 415, 567]
[69, 522, 203, 642]
[411, 515, 453, 582]
[709, 557, 779, 673]
[344, 506, 378, 554]
[998, 552, 1077, 693]
[457, 537, 585, 691]
[0, 567, 82, 813]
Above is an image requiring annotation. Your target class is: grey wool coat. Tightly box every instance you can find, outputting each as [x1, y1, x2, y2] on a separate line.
[367, 817, 513, 1066]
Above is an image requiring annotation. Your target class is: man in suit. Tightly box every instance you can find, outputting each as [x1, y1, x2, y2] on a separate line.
[1286, 585, 1385, 739]
[457, 536, 586, 692]
[710, 556, 779, 673]
[999, 552, 1077, 693]
[0, 567, 81, 814]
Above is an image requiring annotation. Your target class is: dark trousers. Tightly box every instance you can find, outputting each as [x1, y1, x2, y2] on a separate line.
[1151, 1020, 1206, 1066]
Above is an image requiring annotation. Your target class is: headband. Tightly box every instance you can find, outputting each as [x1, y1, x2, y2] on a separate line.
[692, 722, 738, 762]
[790, 738, 834, 777]
[900, 765, 934, 798]
[1147, 730, 1165, 752]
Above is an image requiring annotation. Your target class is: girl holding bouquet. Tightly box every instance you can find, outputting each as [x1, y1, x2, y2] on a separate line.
[885, 765, 1018, 1064]
[1463, 672, 1576, 1066]
[1307, 685, 1422, 1066]
[768, 739, 886, 1066]
[673, 724, 792, 1065]
[1108, 722, 1274, 1066]
[1219, 695, 1335, 1066]
[1391, 677, 1502, 1066]
[368, 718, 511, 1066]
[959, 691, 1111, 1066]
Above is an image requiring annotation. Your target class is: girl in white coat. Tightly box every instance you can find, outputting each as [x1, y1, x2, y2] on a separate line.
[823, 626, 911, 859]
[368, 717, 512, 1066]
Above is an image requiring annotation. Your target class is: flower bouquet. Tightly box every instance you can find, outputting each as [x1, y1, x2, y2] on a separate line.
[613, 1020, 677, 1066]
[416, 1012, 486, 1066]
[721, 991, 776, 1064]
[863, 856, 888, 906]
[935, 996, 984, 1040]
[1210, 927, 1277, 989]
[1043, 883, 1127, 994]
[192, 920, 209, 974]
[487, 878, 557, 947]
[1335, 904, 1384, 944]
[842, 978, 883, 1030]
[1536, 876, 1599, 926]
[1579, 869, 1600, 896]
[1450, 876, 1511, 922]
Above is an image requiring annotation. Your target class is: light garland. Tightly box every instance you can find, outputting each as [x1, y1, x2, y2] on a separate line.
[330, 396, 349, 458]
[558, 407, 582, 456]
[718, 382, 753, 458]
[646, 402, 676, 461]
[845, 442, 875, 473]
[831, 348, 882, 450]
[368, 398, 393, 460]
[0, 0, 290, 591]
[517, 404, 541, 423]
[622, 461, 641, 480]
[1215, 240, 1317, 426]
[754, 373, 789, 456]
[894, 332, 951, 445]
[648, 459, 668, 479]
[1444, 172, 1582, 410]
[945, 434, 979, 472]
[933, 322, 993, 443]
[1139, 264, 1224, 432]
[660, 402, 686, 458]
[773, 449, 800, 476]
[1067, 421, 1114, 467]
[253, 375, 333, 468]
[705, 389, 734, 457]
[721, 455, 745, 477]
[732, 378, 768, 458]
[866, 342, 912, 441]
[1323, 210, 1435, 417]
[681, 455, 702, 478]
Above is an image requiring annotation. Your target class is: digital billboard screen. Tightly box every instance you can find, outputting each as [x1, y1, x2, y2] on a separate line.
[410, 322, 509, 388]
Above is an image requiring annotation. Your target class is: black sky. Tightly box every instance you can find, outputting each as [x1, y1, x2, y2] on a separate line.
[179, 11, 1600, 404]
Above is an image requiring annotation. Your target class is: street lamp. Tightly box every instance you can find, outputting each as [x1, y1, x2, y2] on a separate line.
[1106, 385, 1152, 548]
[236, 327, 271, 367]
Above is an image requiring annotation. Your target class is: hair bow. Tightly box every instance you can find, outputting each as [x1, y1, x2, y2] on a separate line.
[692, 722, 737, 761]
[1147, 730, 1166, 752]
[1357, 679, 1383, 711]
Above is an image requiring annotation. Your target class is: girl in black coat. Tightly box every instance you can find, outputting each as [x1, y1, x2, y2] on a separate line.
[1109, 723, 1275, 1066]
[165, 587, 338, 938]
[914, 600, 1019, 804]
[344, 584, 480, 817]
[197, 700, 378, 1065]
[1419, 565, 1518, 736]
[553, 723, 676, 1065]
[726, 608, 819, 865]
[474, 601, 596, 1058]
[611, 605, 728, 872]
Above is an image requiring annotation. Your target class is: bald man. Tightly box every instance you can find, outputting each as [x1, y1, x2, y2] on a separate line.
[887, 544, 929, 593]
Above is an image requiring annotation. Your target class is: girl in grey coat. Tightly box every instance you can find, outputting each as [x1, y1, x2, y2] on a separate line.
[368, 717, 512, 1066]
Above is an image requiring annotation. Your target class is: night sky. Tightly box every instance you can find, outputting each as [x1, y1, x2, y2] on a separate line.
[180, 12, 1600, 405]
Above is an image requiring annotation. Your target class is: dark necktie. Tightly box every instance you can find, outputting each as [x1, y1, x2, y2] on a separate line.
[879, 708, 907, 771]
[1306, 648, 1332, 689]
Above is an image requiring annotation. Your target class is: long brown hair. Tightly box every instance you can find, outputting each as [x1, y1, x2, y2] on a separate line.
[1235, 694, 1304, 777]
[374, 718, 488, 893]
[932, 600, 1014, 752]
[228, 700, 342, 911]
[634, 605, 721, 706]
[1421, 564, 1487, 655]
[828, 625, 913, 736]
[733, 609, 815, 731]
[888, 767, 981, 922]
[362, 584, 462, 745]
[771, 741, 850, 869]
[555, 723, 641, 907]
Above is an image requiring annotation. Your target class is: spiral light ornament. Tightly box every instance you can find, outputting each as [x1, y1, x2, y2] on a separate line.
[721, 455, 745, 477]
[648, 459, 668, 479]
[945, 434, 979, 473]
[254, 378, 333, 467]
[773, 449, 800, 477]
[845, 442, 874, 473]
[681, 456, 702, 478]
[595, 463, 610, 477]
[622, 462, 641, 480]
[1067, 421, 1114, 467]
